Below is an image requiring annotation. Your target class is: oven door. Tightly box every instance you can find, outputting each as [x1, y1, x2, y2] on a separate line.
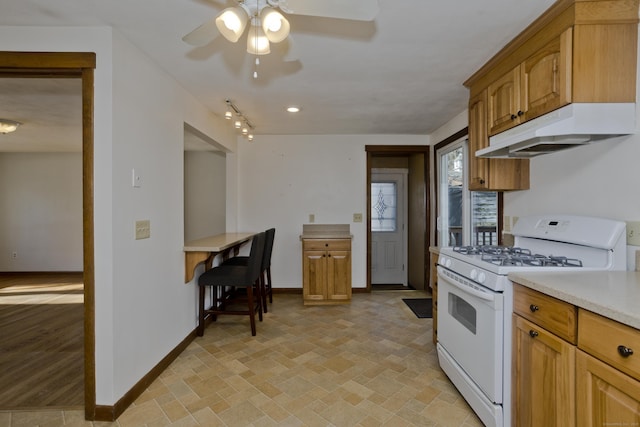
[437, 266, 504, 403]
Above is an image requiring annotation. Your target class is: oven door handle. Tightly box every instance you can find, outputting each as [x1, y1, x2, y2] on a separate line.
[438, 269, 495, 302]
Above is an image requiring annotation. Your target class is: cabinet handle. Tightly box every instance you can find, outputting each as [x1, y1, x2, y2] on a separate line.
[479, 179, 485, 184]
[529, 330, 539, 338]
[510, 114, 517, 120]
[328, 254, 332, 257]
[618, 345, 634, 357]
[529, 304, 539, 312]
[517, 110, 524, 117]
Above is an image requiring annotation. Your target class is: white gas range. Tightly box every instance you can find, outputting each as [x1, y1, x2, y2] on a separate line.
[436, 214, 627, 427]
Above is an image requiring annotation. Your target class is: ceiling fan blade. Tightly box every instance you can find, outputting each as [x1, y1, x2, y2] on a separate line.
[277, 0, 379, 21]
[182, 18, 219, 46]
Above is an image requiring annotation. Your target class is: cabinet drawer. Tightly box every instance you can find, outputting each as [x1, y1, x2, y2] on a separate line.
[303, 239, 351, 251]
[513, 283, 577, 343]
[579, 309, 640, 382]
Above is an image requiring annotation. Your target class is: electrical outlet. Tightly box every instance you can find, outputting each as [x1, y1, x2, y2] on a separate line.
[135, 220, 151, 240]
[627, 221, 640, 246]
[309, 214, 315, 223]
[11, 251, 17, 260]
[503, 216, 511, 232]
[353, 213, 363, 223]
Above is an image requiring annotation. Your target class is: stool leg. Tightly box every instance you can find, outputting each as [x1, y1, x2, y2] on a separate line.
[266, 267, 273, 303]
[247, 284, 257, 336]
[197, 286, 205, 336]
[260, 270, 268, 313]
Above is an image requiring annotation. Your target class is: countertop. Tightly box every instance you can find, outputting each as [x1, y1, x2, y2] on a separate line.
[509, 271, 640, 330]
[300, 224, 352, 240]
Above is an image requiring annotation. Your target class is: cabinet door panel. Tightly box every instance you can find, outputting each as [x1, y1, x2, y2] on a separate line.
[488, 67, 521, 136]
[468, 91, 490, 190]
[577, 350, 640, 427]
[522, 28, 572, 121]
[513, 314, 575, 427]
[303, 250, 326, 301]
[327, 250, 351, 301]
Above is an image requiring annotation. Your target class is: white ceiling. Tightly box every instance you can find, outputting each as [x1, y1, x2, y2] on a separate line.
[0, 0, 557, 151]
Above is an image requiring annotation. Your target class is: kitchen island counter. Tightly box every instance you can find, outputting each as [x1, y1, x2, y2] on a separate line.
[509, 271, 640, 329]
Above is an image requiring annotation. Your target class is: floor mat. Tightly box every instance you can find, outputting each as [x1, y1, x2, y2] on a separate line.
[402, 298, 433, 318]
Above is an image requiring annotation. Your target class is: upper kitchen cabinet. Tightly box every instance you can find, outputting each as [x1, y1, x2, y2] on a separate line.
[469, 89, 530, 191]
[488, 29, 572, 136]
[465, 0, 639, 190]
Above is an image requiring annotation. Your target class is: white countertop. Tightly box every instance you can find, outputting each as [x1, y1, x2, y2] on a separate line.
[509, 271, 640, 330]
[184, 232, 255, 252]
[300, 223, 352, 240]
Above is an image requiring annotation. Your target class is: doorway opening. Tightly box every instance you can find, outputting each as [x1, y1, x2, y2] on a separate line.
[0, 52, 96, 418]
[365, 145, 430, 292]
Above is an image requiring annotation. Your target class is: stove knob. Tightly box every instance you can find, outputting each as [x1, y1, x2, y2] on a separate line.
[477, 272, 486, 283]
[470, 269, 478, 280]
[445, 258, 452, 268]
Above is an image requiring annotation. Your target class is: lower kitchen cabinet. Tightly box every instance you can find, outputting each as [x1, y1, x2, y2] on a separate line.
[577, 350, 640, 426]
[302, 238, 351, 305]
[576, 309, 640, 426]
[513, 282, 640, 427]
[512, 314, 575, 427]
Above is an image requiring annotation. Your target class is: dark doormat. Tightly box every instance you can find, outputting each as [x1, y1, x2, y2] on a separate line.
[403, 298, 433, 318]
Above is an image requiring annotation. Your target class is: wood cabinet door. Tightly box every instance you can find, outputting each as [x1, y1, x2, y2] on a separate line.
[303, 250, 326, 302]
[513, 314, 575, 427]
[521, 28, 572, 122]
[468, 90, 490, 191]
[577, 350, 640, 427]
[488, 66, 522, 136]
[327, 250, 351, 301]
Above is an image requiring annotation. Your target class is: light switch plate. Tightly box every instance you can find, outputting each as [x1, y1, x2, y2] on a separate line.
[309, 214, 315, 223]
[135, 220, 150, 240]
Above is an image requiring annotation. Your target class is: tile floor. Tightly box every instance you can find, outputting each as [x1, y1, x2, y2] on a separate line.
[0, 290, 483, 427]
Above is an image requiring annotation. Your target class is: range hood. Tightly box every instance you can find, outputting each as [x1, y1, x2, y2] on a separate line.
[476, 103, 636, 158]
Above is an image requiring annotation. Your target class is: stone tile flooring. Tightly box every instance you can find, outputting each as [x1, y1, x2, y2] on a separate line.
[1, 291, 483, 426]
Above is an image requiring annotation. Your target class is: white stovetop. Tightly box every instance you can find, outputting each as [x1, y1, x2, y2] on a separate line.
[509, 271, 640, 330]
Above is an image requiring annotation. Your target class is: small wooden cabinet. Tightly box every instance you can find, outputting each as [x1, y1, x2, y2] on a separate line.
[512, 284, 576, 426]
[302, 238, 351, 305]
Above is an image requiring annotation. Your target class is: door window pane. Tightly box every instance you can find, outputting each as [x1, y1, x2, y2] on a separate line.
[371, 182, 397, 232]
[445, 147, 463, 246]
[437, 136, 499, 247]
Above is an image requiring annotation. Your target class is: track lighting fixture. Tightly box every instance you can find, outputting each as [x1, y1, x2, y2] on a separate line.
[224, 99, 255, 141]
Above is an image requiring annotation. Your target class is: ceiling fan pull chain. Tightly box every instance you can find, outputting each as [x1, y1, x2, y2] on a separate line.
[254, 57, 259, 79]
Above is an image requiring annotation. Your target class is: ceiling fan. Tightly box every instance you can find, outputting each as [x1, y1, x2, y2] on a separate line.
[182, 0, 380, 55]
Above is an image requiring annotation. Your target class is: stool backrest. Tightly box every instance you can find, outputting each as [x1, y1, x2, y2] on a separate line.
[245, 232, 266, 283]
[262, 228, 276, 270]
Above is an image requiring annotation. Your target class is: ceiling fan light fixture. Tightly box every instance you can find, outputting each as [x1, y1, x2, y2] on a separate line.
[247, 21, 271, 55]
[261, 7, 290, 43]
[0, 119, 21, 134]
[215, 6, 249, 43]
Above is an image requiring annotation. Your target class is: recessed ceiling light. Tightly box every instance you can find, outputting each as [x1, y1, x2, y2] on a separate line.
[286, 106, 300, 113]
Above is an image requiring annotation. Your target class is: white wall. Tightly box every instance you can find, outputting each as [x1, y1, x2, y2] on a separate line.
[0, 152, 82, 271]
[184, 150, 226, 242]
[0, 25, 238, 406]
[236, 134, 428, 289]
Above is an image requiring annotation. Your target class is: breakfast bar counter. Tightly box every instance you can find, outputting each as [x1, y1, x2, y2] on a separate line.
[184, 232, 256, 283]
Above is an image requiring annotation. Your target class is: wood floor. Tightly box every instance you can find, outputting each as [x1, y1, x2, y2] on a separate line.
[0, 272, 84, 409]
